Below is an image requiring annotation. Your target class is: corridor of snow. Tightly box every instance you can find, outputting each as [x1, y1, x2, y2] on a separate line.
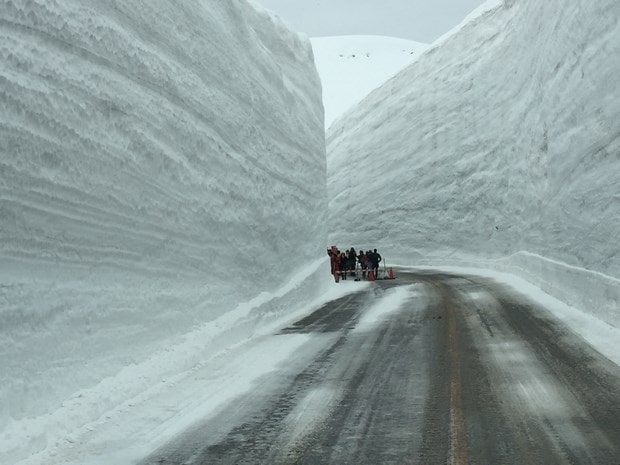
[0, 0, 618, 463]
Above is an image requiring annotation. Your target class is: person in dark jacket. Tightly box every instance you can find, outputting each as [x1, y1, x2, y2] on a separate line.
[348, 248, 357, 276]
[369, 248, 382, 278]
[339, 252, 348, 280]
[358, 250, 368, 278]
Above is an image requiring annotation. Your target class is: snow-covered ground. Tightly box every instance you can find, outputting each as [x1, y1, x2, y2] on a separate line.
[327, 0, 620, 327]
[8, 266, 363, 465]
[310, 35, 428, 128]
[0, 0, 326, 462]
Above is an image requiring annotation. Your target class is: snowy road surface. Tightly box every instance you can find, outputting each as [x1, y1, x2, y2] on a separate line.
[142, 272, 620, 465]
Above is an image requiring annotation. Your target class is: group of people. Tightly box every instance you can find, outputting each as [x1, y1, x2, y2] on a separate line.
[327, 246, 382, 282]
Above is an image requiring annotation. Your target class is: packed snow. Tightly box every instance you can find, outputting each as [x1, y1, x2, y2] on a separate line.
[327, 0, 620, 328]
[310, 35, 428, 128]
[0, 0, 326, 462]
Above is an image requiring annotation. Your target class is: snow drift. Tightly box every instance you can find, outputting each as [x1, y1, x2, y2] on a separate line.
[0, 0, 325, 461]
[327, 0, 619, 326]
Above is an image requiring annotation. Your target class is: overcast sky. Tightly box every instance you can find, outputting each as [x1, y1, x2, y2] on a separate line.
[255, 0, 488, 43]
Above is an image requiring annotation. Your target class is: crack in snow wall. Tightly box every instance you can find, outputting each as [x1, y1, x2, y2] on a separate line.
[327, 0, 619, 326]
[0, 0, 326, 455]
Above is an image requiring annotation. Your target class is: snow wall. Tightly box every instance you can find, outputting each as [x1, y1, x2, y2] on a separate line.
[327, 0, 619, 327]
[0, 0, 326, 459]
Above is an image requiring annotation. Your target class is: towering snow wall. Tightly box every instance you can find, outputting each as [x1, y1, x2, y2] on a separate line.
[0, 0, 325, 458]
[327, 0, 619, 325]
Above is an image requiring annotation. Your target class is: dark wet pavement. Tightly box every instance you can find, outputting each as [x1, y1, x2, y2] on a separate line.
[141, 272, 620, 465]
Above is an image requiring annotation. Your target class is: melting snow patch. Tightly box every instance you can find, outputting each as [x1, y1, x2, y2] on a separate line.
[355, 284, 420, 332]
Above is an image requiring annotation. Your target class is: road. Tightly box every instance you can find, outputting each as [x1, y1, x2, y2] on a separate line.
[141, 271, 620, 465]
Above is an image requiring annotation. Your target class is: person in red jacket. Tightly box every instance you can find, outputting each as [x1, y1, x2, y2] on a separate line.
[328, 246, 341, 282]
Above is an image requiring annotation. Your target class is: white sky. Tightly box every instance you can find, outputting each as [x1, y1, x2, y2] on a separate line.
[254, 0, 488, 43]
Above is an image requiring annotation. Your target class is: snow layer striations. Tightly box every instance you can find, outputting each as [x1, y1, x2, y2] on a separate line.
[327, 0, 619, 326]
[0, 0, 325, 460]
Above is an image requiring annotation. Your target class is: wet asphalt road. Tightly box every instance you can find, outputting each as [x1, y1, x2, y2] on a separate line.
[142, 271, 620, 465]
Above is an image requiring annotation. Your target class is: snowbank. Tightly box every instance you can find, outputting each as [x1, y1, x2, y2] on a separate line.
[0, 0, 325, 461]
[327, 0, 619, 326]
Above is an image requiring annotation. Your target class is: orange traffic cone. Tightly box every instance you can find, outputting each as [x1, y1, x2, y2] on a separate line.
[388, 268, 395, 279]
